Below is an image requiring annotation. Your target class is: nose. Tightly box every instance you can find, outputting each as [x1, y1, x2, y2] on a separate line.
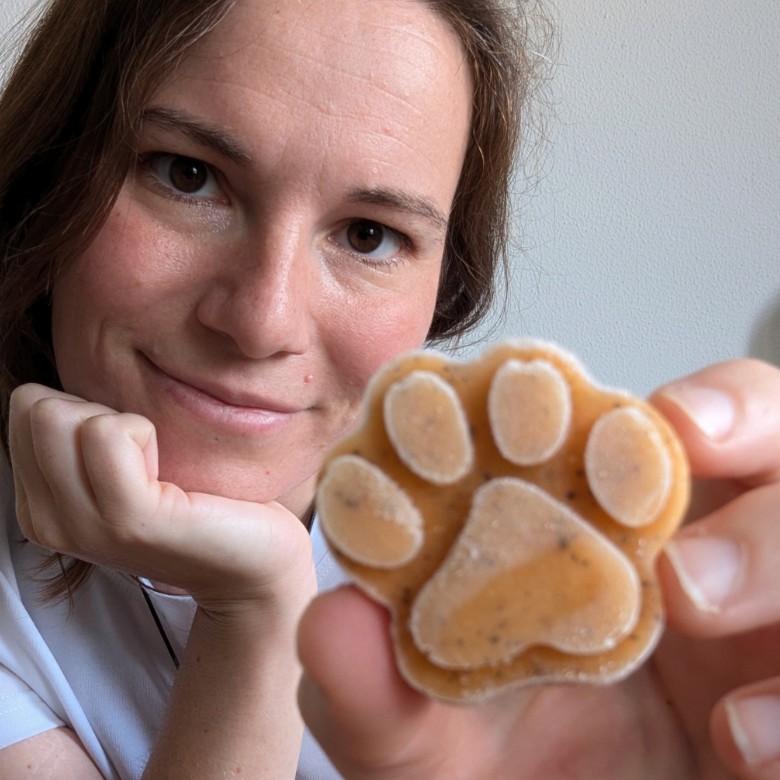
[196, 227, 314, 359]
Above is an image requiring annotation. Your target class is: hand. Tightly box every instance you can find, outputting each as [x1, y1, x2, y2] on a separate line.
[653, 359, 780, 779]
[298, 358, 780, 780]
[9, 383, 315, 612]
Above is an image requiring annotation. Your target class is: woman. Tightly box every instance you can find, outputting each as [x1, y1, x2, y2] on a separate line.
[0, 0, 528, 776]
[2, 1, 780, 779]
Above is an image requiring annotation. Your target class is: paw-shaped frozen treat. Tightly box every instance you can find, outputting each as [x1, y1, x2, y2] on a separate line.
[317, 340, 690, 702]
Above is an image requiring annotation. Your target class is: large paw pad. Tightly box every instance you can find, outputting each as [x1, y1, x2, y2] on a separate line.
[317, 341, 690, 702]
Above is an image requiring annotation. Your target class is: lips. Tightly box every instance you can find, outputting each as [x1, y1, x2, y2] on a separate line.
[141, 353, 308, 431]
[168, 368, 301, 413]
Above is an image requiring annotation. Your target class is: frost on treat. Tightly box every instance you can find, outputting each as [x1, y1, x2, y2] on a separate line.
[316, 340, 690, 703]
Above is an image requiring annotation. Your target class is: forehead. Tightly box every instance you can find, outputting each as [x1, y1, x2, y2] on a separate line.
[152, 0, 472, 176]
[188, 0, 468, 91]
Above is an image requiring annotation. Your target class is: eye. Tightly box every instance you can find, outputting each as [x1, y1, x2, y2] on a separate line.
[335, 220, 405, 261]
[144, 154, 223, 200]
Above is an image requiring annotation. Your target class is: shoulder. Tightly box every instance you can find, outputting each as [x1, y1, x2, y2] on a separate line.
[0, 726, 104, 778]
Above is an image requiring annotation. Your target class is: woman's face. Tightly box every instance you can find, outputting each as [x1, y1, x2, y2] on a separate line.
[51, 0, 472, 517]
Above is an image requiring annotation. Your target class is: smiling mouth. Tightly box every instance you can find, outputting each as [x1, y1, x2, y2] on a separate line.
[141, 354, 308, 429]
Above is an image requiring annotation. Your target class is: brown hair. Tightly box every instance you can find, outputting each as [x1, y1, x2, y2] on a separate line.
[0, 0, 551, 596]
[427, 0, 550, 341]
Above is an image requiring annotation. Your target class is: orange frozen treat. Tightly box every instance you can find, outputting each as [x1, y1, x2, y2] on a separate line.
[317, 341, 690, 702]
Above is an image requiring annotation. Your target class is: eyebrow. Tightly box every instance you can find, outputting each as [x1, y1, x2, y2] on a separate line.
[140, 107, 449, 235]
[347, 187, 449, 238]
[140, 106, 253, 164]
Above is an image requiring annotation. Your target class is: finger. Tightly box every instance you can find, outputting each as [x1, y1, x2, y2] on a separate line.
[9, 384, 156, 557]
[22, 392, 125, 552]
[659, 482, 780, 637]
[650, 358, 780, 487]
[297, 586, 439, 777]
[650, 360, 780, 638]
[26, 402, 186, 579]
[712, 679, 780, 779]
[9, 383, 91, 419]
[28, 397, 107, 510]
[78, 411, 159, 520]
[8, 385, 69, 539]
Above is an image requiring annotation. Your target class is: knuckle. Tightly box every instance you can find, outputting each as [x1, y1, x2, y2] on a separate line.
[9, 382, 44, 410]
[80, 410, 152, 446]
[79, 412, 121, 445]
[19, 510, 65, 552]
[28, 395, 70, 434]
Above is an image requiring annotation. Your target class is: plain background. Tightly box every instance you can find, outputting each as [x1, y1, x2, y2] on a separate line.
[2, 0, 778, 395]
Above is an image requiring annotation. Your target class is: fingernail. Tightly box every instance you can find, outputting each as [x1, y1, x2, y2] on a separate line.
[726, 693, 780, 766]
[664, 536, 744, 612]
[659, 385, 735, 440]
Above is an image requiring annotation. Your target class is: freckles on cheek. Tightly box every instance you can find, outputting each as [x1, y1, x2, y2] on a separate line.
[84, 202, 189, 296]
[342, 299, 437, 391]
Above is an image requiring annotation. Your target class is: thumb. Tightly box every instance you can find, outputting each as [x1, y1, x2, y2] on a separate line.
[297, 586, 437, 777]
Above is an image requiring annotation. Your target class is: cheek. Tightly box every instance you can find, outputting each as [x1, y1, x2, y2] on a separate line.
[330, 281, 440, 395]
[54, 212, 142, 336]
[61, 194, 204, 299]
[53, 202, 198, 328]
[51, 207, 186, 392]
[51, 252, 114, 394]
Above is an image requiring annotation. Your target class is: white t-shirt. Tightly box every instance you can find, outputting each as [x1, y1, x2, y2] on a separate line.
[0, 455, 347, 779]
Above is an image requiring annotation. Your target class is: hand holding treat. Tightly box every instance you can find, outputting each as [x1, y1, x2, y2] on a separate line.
[317, 340, 690, 702]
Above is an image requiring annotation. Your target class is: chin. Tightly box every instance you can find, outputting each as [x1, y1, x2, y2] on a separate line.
[157, 454, 317, 512]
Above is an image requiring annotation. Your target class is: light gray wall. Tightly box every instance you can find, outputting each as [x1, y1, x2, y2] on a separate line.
[480, 1, 780, 393]
[2, 0, 778, 395]
[0, 0, 36, 79]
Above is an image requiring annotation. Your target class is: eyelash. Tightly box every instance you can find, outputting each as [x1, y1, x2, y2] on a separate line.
[137, 152, 227, 205]
[135, 151, 415, 264]
[331, 222, 413, 268]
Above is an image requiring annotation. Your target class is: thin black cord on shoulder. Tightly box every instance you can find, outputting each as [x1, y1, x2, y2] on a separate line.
[141, 587, 180, 670]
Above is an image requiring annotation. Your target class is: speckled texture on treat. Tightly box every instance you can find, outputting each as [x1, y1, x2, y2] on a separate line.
[317, 340, 690, 703]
